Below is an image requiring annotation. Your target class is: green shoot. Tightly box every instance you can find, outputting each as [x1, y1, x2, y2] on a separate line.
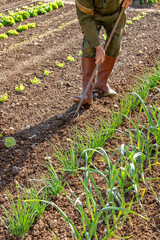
[30, 77, 41, 84]
[4, 137, 16, 147]
[0, 136, 16, 147]
[43, 70, 51, 76]
[67, 55, 75, 62]
[0, 92, 8, 102]
[126, 20, 132, 24]
[141, 12, 147, 16]
[15, 83, 25, 92]
[78, 50, 82, 56]
[56, 61, 65, 68]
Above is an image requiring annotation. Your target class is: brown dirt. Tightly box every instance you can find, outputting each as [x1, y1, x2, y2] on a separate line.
[0, 1, 160, 239]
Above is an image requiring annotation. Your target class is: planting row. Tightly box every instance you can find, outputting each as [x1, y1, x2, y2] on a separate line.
[0, 53, 79, 103]
[0, 62, 159, 239]
[0, 1, 64, 28]
[0, 22, 36, 40]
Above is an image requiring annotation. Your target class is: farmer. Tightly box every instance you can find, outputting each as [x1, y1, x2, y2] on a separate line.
[74, 0, 132, 104]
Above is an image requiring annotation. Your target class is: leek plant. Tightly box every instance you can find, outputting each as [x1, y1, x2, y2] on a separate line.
[40, 147, 147, 240]
[52, 140, 80, 174]
[39, 158, 64, 198]
[0, 182, 47, 238]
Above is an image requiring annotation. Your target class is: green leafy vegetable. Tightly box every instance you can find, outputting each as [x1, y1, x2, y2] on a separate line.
[15, 83, 25, 92]
[0, 92, 8, 102]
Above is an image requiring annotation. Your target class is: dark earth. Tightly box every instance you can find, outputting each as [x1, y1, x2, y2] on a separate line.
[0, 0, 160, 239]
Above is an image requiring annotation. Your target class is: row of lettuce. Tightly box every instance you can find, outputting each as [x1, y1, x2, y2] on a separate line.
[0, 1, 64, 28]
[0, 22, 36, 39]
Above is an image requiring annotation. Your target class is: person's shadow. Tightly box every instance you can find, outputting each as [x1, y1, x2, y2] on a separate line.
[0, 103, 90, 191]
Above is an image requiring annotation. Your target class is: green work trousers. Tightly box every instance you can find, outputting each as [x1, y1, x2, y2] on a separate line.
[82, 9, 126, 58]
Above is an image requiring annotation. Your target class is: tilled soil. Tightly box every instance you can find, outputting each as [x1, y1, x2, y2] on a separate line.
[0, 0, 160, 239]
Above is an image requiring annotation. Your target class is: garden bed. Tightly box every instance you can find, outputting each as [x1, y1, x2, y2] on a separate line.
[0, 0, 160, 239]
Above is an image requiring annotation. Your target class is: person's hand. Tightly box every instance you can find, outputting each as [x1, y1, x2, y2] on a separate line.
[95, 45, 105, 64]
[122, 0, 132, 8]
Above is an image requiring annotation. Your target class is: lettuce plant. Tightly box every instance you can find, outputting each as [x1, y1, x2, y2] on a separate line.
[67, 55, 74, 62]
[51, 2, 58, 9]
[17, 24, 28, 32]
[0, 92, 8, 102]
[56, 0, 64, 7]
[27, 9, 38, 17]
[1, 16, 15, 26]
[27, 22, 36, 29]
[78, 50, 82, 56]
[12, 13, 23, 22]
[45, 4, 53, 12]
[56, 61, 65, 68]
[36, 6, 47, 14]
[0, 135, 16, 147]
[19, 11, 30, 19]
[15, 83, 25, 92]
[0, 23, 4, 28]
[0, 33, 8, 39]
[126, 20, 132, 24]
[43, 70, 51, 76]
[30, 77, 41, 84]
[7, 29, 19, 36]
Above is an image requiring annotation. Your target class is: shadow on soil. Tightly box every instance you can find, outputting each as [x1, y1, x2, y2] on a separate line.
[0, 103, 90, 191]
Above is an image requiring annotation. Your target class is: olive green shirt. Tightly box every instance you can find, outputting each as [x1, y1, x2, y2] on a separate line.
[76, 0, 123, 48]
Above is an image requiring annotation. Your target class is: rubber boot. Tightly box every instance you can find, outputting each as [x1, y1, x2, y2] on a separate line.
[73, 58, 96, 104]
[95, 55, 117, 95]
